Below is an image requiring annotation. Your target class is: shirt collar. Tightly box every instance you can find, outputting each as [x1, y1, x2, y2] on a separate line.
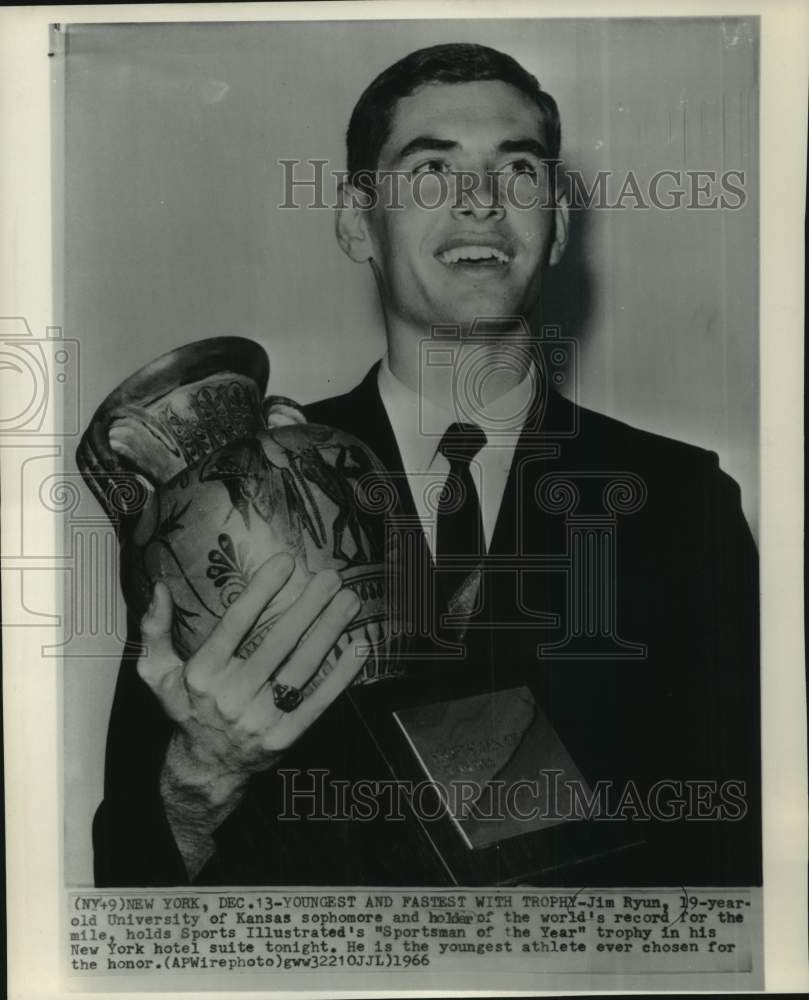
[377, 354, 538, 474]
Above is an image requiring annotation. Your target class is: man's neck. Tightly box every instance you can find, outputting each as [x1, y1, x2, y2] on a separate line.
[387, 325, 533, 411]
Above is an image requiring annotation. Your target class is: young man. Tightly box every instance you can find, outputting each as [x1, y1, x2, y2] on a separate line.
[94, 44, 760, 887]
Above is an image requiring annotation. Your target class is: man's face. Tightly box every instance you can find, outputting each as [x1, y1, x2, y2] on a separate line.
[356, 80, 565, 335]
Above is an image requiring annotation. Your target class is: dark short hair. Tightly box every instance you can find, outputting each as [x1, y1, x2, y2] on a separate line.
[346, 43, 561, 185]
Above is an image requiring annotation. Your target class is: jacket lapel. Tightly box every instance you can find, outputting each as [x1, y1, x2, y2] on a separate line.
[325, 363, 419, 522]
[488, 387, 572, 556]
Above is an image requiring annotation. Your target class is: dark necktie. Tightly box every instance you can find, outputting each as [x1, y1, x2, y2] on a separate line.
[435, 422, 487, 610]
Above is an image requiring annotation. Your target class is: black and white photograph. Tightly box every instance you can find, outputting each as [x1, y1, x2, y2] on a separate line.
[1, 3, 807, 996]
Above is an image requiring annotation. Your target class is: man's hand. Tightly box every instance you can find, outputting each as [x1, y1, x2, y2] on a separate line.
[136, 552, 367, 877]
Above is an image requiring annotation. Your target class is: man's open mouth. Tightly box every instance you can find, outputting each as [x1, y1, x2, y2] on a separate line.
[436, 244, 512, 267]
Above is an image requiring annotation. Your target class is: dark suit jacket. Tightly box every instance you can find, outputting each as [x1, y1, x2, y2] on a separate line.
[93, 364, 761, 887]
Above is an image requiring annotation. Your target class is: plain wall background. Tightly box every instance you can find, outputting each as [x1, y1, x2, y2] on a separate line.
[60, 18, 758, 884]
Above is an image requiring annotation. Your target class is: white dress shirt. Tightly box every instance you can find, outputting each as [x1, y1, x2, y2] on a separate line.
[377, 356, 538, 558]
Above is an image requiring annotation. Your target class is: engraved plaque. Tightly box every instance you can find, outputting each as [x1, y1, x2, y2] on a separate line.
[394, 686, 590, 850]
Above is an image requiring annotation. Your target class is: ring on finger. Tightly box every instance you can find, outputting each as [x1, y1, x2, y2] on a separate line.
[271, 681, 305, 713]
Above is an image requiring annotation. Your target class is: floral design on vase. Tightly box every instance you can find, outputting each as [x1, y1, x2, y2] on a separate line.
[207, 532, 253, 609]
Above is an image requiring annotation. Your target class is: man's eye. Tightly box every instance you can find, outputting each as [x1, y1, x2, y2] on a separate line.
[503, 159, 539, 177]
[411, 159, 450, 175]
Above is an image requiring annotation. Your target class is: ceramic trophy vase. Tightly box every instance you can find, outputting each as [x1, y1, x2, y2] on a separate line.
[76, 337, 400, 686]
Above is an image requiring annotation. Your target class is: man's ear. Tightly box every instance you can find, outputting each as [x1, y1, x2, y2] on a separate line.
[548, 192, 570, 266]
[335, 182, 374, 262]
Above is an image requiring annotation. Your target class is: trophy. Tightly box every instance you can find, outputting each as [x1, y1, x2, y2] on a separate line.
[75, 337, 401, 686]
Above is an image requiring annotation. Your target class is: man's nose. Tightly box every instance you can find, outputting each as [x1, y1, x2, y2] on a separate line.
[450, 171, 506, 222]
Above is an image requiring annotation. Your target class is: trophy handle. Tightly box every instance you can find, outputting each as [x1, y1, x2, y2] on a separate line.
[262, 394, 308, 428]
[76, 336, 271, 527]
[75, 404, 159, 526]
